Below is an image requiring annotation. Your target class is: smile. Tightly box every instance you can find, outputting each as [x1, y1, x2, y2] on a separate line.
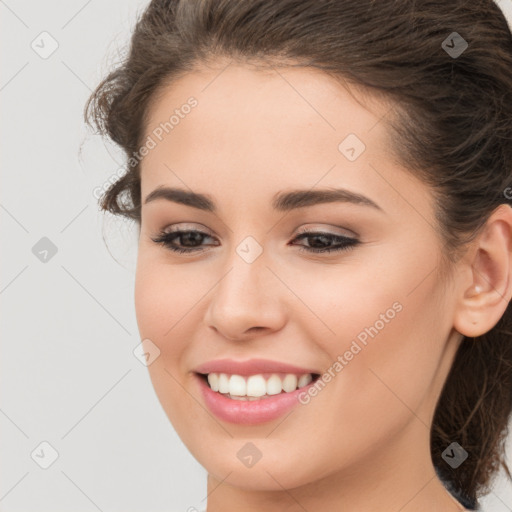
[203, 372, 317, 400]
[193, 359, 322, 424]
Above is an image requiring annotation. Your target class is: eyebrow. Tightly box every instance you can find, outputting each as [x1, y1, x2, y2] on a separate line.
[144, 186, 383, 212]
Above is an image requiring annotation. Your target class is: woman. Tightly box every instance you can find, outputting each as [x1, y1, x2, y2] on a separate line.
[85, 1, 512, 510]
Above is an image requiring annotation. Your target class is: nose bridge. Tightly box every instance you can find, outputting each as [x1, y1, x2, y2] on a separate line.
[204, 237, 285, 338]
[216, 218, 271, 298]
[216, 240, 271, 311]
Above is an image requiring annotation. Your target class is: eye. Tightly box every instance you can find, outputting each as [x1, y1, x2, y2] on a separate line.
[150, 228, 360, 255]
[151, 228, 218, 254]
[291, 230, 360, 254]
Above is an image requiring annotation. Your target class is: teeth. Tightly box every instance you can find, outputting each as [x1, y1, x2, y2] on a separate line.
[266, 374, 283, 395]
[282, 374, 298, 392]
[298, 374, 313, 388]
[218, 373, 230, 394]
[247, 375, 267, 397]
[229, 375, 246, 396]
[208, 373, 219, 392]
[206, 372, 314, 398]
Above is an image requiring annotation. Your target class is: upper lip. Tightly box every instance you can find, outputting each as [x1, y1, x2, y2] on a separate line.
[194, 358, 320, 376]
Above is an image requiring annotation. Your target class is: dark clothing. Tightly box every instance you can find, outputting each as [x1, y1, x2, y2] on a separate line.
[436, 466, 479, 510]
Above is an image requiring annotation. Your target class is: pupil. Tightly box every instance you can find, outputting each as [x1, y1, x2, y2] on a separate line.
[309, 235, 330, 248]
[181, 232, 203, 247]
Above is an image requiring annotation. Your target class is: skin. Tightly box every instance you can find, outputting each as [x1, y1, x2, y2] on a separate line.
[133, 59, 512, 512]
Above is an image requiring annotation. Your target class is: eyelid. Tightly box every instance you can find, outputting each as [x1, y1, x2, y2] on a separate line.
[150, 222, 361, 257]
[161, 222, 214, 235]
[294, 224, 358, 238]
[159, 223, 356, 239]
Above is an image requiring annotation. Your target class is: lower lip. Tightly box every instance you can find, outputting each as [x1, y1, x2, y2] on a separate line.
[196, 374, 314, 425]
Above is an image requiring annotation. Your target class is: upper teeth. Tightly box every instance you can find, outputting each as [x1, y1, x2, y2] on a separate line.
[206, 373, 313, 397]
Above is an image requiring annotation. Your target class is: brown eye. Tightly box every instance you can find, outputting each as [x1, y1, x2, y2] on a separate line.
[291, 232, 360, 254]
[151, 228, 360, 255]
[151, 229, 218, 254]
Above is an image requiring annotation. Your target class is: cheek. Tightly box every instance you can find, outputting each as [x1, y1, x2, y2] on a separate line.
[134, 252, 197, 389]
[300, 242, 449, 410]
[335, 290, 444, 395]
[134, 254, 208, 433]
[134, 251, 204, 345]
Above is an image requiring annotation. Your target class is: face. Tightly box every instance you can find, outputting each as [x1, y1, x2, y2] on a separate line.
[134, 61, 463, 492]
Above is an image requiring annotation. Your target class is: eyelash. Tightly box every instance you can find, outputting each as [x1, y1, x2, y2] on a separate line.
[150, 228, 360, 255]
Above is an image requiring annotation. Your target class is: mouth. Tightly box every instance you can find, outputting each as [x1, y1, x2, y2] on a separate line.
[193, 358, 323, 424]
[196, 371, 321, 401]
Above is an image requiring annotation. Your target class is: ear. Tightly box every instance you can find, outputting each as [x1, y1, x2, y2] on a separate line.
[453, 204, 512, 338]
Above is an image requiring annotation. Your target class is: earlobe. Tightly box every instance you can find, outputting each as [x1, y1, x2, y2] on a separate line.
[453, 204, 512, 338]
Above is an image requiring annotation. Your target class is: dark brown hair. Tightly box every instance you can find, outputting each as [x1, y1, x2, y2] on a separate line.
[85, 0, 512, 505]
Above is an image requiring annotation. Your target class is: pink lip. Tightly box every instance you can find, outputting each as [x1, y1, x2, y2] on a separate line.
[195, 373, 317, 425]
[194, 358, 319, 376]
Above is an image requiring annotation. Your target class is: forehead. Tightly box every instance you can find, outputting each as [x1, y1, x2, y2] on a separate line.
[143, 61, 390, 152]
[139, 62, 432, 222]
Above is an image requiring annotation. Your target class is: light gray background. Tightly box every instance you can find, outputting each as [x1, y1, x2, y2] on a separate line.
[1, 1, 512, 511]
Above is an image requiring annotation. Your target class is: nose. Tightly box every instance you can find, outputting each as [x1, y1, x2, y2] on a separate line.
[203, 250, 287, 342]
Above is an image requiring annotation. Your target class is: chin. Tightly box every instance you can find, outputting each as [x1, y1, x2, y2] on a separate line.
[195, 444, 331, 492]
